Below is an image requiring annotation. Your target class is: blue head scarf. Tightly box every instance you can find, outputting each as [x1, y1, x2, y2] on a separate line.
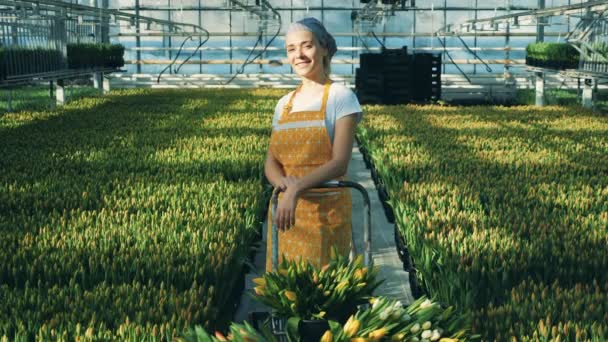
[287, 17, 337, 59]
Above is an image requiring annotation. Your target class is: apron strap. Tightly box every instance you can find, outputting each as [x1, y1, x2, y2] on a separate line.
[283, 80, 332, 116]
[319, 80, 332, 115]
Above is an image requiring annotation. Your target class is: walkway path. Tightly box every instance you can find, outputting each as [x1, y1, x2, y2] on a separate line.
[234, 143, 413, 322]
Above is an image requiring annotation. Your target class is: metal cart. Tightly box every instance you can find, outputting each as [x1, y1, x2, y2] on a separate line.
[252, 180, 373, 341]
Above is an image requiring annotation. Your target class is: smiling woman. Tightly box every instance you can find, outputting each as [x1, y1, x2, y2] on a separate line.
[263, 17, 363, 271]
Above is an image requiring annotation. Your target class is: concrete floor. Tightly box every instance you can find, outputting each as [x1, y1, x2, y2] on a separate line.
[234, 143, 413, 323]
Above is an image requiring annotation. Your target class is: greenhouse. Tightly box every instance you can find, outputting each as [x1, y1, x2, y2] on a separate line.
[1, 0, 607, 340]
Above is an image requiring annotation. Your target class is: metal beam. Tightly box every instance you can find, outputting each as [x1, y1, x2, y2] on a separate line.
[457, 0, 608, 28]
[113, 31, 567, 38]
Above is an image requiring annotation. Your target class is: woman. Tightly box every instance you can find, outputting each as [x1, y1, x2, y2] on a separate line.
[264, 17, 363, 271]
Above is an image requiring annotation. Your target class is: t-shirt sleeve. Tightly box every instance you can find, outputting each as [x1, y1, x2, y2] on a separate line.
[272, 95, 287, 127]
[334, 86, 363, 123]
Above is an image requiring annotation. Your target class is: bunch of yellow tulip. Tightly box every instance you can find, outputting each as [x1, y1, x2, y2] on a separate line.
[252, 248, 382, 322]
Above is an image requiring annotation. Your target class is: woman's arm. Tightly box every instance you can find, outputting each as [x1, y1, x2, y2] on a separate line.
[264, 149, 285, 188]
[275, 114, 358, 230]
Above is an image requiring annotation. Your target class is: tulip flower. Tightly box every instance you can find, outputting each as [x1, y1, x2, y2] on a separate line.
[321, 330, 333, 342]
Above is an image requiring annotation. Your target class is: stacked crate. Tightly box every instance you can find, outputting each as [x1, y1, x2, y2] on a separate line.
[411, 53, 442, 101]
[355, 46, 441, 105]
[355, 47, 410, 105]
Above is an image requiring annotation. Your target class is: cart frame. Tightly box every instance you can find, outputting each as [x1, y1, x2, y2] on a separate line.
[264, 180, 373, 341]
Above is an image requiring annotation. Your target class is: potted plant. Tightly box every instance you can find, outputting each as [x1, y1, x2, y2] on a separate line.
[252, 248, 382, 341]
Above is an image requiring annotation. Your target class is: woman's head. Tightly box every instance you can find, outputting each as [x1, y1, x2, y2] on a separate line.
[285, 17, 336, 79]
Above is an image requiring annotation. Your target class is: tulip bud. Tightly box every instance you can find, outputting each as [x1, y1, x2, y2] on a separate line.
[369, 328, 387, 340]
[421, 330, 432, 339]
[420, 299, 433, 309]
[422, 321, 432, 330]
[254, 286, 265, 296]
[391, 333, 405, 341]
[252, 277, 266, 286]
[379, 307, 392, 320]
[284, 291, 297, 301]
[343, 318, 361, 337]
[214, 331, 228, 341]
[411, 323, 421, 334]
[320, 330, 333, 342]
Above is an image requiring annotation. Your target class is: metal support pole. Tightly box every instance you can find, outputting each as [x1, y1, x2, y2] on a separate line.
[56, 79, 66, 106]
[101, 0, 110, 43]
[93, 72, 103, 91]
[135, 0, 142, 73]
[199, 0, 203, 74]
[49, 81, 55, 110]
[536, 0, 545, 43]
[7, 88, 12, 112]
[582, 78, 594, 109]
[535, 71, 544, 106]
[103, 76, 111, 94]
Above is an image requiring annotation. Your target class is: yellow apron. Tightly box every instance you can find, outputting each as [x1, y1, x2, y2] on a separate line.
[266, 80, 352, 271]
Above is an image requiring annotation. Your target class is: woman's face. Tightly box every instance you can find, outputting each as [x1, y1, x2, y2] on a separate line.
[285, 29, 327, 79]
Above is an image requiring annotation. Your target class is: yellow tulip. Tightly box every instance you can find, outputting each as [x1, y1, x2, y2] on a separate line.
[439, 339, 459, 342]
[252, 277, 266, 286]
[321, 330, 333, 342]
[253, 286, 265, 295]
[284, 290, 297, 301]
[336, 280, 349, 291]
[350, 338, 369, 342]
[391, 333, 405, 341]
[343, 318, 361, 337]
[214, 331, 228, 341]
[354, 254, 363, 266]
[369, 328, 387, 340]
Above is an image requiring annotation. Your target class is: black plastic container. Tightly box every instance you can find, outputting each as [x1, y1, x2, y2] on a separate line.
[298, 319, 330, 342]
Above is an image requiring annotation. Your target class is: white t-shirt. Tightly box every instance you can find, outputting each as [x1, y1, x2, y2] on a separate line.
[272, 83, 363, 144]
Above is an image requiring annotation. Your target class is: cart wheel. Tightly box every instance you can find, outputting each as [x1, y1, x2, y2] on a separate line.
[248, 311, 270, 331]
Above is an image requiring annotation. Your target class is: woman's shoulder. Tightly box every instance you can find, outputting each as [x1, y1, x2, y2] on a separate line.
[330, 82, 356, 97]
[275, 91, 294, 110]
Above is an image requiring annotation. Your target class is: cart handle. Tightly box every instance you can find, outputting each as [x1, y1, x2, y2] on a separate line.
[271, 180, 372, 270]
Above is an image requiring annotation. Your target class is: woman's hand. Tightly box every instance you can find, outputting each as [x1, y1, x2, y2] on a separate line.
[278, 176, 299, 191]
[275, 185, 299, 231]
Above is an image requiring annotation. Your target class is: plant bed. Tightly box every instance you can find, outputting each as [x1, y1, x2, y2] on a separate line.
[0, 88, 280, 340]
[67, 43, 125, 69]
[525, 42, 579, 70]
[358, 103, 608, 339]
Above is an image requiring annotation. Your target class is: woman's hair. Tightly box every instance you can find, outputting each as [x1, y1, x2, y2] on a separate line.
[287, 17, 337, 76]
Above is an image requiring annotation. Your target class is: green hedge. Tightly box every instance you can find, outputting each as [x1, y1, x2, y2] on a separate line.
[0, 88, 280, 340]
[67, 43, 125, 69]
[0, 47, 65, 80]
[357, 104, 608, 339]
[525, 42, 579, 69]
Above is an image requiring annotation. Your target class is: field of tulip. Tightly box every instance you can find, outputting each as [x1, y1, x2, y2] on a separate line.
[357, 104, 608, 339]
[0, 88, 281, 339]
